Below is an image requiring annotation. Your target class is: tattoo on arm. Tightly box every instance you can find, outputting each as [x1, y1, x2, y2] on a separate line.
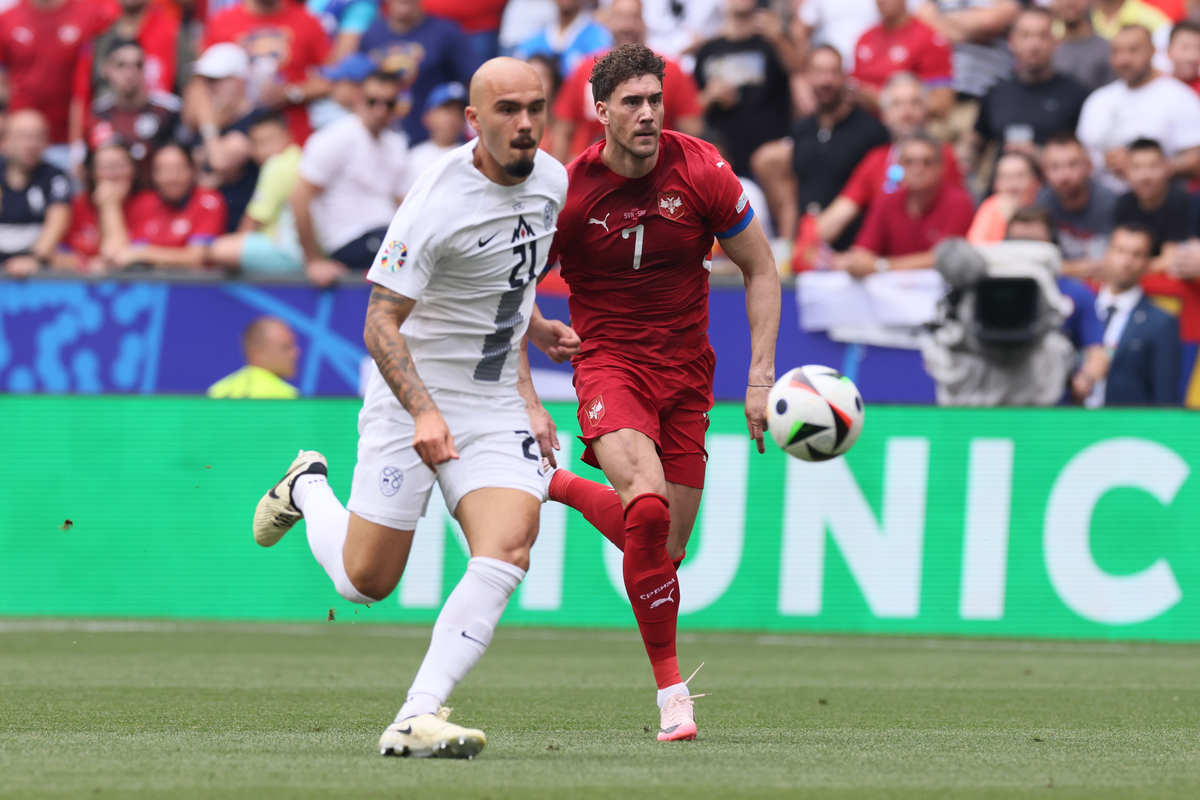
[363, 286, 437, 417]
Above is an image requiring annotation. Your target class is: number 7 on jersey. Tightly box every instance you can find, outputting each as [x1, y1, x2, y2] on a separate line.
[622, 224, 644, 271]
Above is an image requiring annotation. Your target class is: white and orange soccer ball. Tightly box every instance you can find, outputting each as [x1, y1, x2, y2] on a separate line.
[766, 366, 865, 461]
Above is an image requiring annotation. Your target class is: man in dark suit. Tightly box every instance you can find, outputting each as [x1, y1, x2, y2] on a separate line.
[1092, 223, 1181, 406]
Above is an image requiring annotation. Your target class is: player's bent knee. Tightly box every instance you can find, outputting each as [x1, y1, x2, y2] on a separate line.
[341, 562, 396, 603]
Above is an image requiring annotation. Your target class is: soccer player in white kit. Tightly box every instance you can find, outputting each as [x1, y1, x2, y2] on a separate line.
[251, 58, 574, 759]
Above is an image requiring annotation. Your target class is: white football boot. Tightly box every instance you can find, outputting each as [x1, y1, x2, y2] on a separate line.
[658, 663, 707, 742]
[379, 707, 486, 759]
[252, 450, 328, 547]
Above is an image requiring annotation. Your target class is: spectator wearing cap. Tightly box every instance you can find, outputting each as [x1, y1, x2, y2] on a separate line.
[514, 0, 612, 79]
[401, 82, 467, 195]
[1053, 0, 1117, 92]
[1077, 24, 1200, 192]
[188, 43, 260, 232]
[849, 0, 954, 118]
[308, 52, 375, 130]
[0, 110, 73, 277]
[87, 39, 184, 190]
[293, 70, 409, 286]
[99, 142, 228, 272]
[691, 0, 797, 178]
[817, 72, 963, 248]
[208, 113, 306, 276]
[194, 0, 331, 145]
[1168, 20, 1200, 95]
[552, 0, 702, 165]
[973, 8, 1090, 167]
[71, 0, 185, 148]
[208, 316, 301, 399]
[358, 0, 480, 145]
[60, 141, 138, 273]
[0, 0, 118, 172]
[833, 134, 975, 277]
[751, 45, 889, 245]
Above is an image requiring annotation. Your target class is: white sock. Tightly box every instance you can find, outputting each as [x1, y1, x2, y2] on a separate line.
[396, 556, 525, 722]
[657, 682, 689, 709]
[294, 475, 379, 605]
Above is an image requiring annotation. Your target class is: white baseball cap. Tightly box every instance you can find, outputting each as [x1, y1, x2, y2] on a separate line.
[193, 43, 250, 80]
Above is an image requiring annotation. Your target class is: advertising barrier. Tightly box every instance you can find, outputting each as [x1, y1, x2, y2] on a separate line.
[2, 397, 1198, 642]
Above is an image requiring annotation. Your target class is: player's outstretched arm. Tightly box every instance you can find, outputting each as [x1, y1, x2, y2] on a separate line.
[363, 285, 459, 470]
[721, 215, 782, 454]
[517, 334, 561, 467]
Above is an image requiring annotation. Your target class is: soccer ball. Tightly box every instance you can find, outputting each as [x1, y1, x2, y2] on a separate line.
[766, 366, 864, 461]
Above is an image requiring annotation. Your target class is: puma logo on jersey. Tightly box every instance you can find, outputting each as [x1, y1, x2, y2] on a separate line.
[716, 160, 725, 168]
[588, 213, 610, 232]
[650, 588, 676, 609]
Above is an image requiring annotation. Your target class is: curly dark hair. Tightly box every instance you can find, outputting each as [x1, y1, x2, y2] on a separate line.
[589, 43, 665, 104]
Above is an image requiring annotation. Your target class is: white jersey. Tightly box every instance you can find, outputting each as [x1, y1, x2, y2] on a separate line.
[364, 142, 569, 403]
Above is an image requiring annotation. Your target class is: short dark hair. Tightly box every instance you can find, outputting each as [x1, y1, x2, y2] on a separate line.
[249, 112, 290, 135]
[1115, 23, 1154, 43]
[996, 150, 1043, 183]
[1014, 6, 1054, 26]
[103, 38, 142, 61]
[1113, 221, 1157, 252]
[589, 43, 665, 104]
[1043, 130, 1084, 150]
[810, 44, 843, 67]
[1171, 20, 1200, 43]
[527, 53, 562, 100]
[1006, 205, 1055, 242]
[1128, 137, 1164, 156]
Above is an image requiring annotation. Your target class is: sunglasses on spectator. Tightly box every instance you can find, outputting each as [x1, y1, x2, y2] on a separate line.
[366, 97, 398, 110]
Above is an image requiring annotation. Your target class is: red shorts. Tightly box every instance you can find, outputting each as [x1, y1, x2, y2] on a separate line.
[572, 348, 715, 489]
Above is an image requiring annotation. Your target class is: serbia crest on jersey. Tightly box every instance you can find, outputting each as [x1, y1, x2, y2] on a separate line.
[551, 130, 754, 366]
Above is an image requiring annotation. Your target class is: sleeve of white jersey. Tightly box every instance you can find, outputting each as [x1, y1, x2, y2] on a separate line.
[365, 188, 444, 301]
[298, 127, 344, 190]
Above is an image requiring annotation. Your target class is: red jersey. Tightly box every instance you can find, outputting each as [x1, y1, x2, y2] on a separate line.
[422, 0, 507, 34]
[0, 0, 119, 143]
[855, 182, 974, 257]
[65, 193, 139, 259]
[839, 141, 963, 207]
[127, 187, 227, 247]
[552, 130, 753, 366]
[71, 4, 182, 117]
[553, 51, 702, 162]
[852, 18, 952, 91]
[202, 3, 331, 143]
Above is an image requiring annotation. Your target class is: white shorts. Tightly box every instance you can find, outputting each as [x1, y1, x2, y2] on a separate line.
[347, 388, 545, 531]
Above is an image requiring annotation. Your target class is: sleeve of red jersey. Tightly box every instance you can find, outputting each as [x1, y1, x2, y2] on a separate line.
[854, 197, 887, 254]
[664, 61, 702, 121]
[697, 146, 755, 240]
[126, 192, 155, 244]
[553, 64, 587, 124]
[839, 153, 877, 207]
[188, 192, 228, 244]
[919, 27, 954, 88]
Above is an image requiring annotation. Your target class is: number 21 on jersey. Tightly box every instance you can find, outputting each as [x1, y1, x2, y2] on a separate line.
[622, 224, 644, 271]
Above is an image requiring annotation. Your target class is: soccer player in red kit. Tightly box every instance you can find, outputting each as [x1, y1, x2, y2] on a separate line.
[544, 43, 780, 741]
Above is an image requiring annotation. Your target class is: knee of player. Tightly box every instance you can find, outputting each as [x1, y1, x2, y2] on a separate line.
[486, 543, 532, 573]
[343, 563, 400, 603]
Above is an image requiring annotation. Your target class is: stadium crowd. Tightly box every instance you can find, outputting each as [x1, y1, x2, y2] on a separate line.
[0, 0, 1197, 406]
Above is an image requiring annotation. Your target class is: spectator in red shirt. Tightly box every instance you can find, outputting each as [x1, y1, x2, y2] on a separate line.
[60, 141, 137, 272]
[423, 0, 507, 63]
[850, 0, 954, 118]
[87, 39, 183, 188]
[817, 72, 961, 247]
[100, 142, 227, 270]
[833, 134, 975, 277]
[70, 0, 183, 152]
[0, 0, 118, 169]
[550, 0, 702, 165]
[191, 0, 331, 144]
[1168, 20, 1200, 95]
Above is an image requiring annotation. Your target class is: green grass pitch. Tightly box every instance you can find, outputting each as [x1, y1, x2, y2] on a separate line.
[3, 621, 1200, 800]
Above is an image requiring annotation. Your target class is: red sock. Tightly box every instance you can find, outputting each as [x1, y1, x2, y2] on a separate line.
[550, 470, 626, 550]
[622, 493, 681, 689]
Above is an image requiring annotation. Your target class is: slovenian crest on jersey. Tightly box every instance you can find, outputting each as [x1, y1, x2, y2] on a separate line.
[658, 192, 684, 219]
